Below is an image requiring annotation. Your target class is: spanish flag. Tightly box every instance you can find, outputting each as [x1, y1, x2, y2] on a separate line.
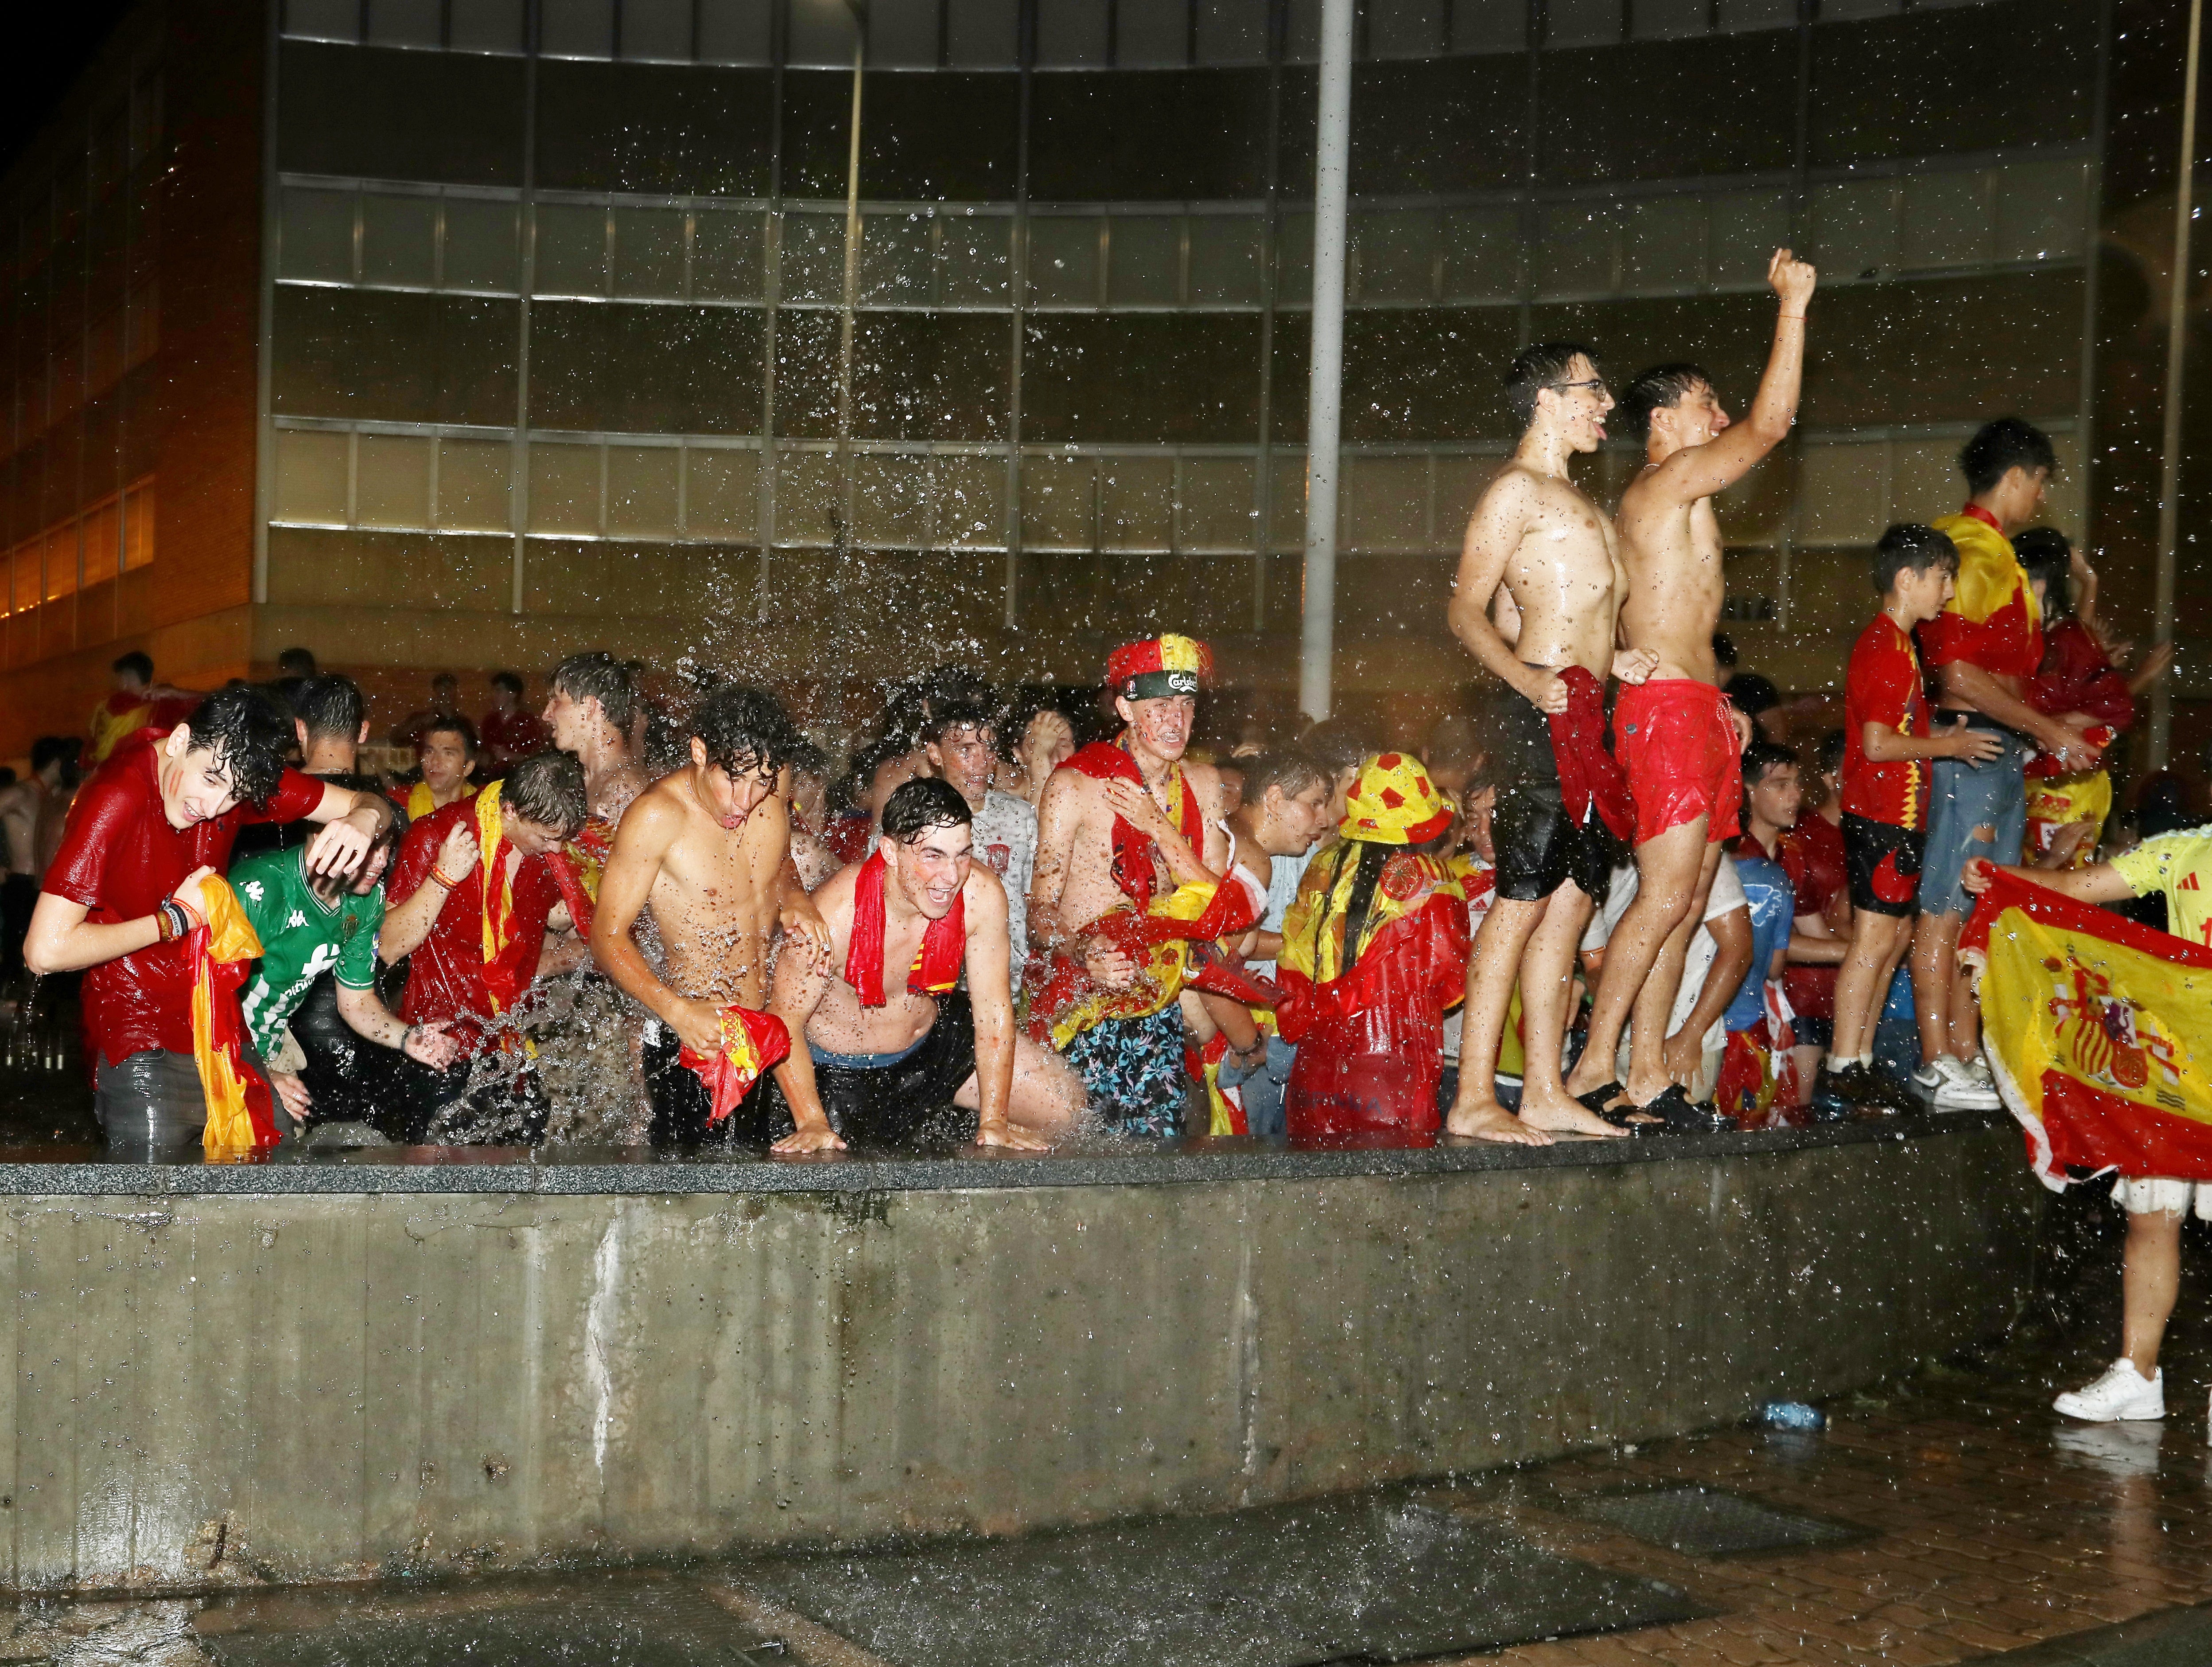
[192, 877, 280, 1162]
[1963, 871, 2212, 1187]
[679, 1005, 792, 1124]
[1917, 510, 2043, 678]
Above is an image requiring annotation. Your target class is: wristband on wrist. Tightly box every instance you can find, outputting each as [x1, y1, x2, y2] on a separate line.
[430, 866, 459, 890]
[154, 904, 175, 943]
[400, 1024, 417, 1054]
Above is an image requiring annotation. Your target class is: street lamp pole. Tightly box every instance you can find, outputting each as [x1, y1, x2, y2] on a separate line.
[2150, 0, 2203, 768]
[1298, 0, 1353, 721]
[835, 0, 867, 559]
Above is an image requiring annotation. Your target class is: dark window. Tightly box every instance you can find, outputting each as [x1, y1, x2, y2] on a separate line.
[1284, 59, 1526, 198]
[1028, 70, 1273, 202]
[535, 62, 774, 196]
[1802, 271, 2085, 428]
[1023, 315, 1263, 444]
[1809, 0, 2098, 167]
[528, 301, 768, 433]
[1335, 554, 1457, 644]
[1526, 294, 1773, 424]
[272, 288, 519, 426]
[782, 71, 1022, 201]
[764, 310, 1010, 441]
[267, 528, 513, 610]
[1539, 32, 1796, 185]
[276, 43, 525, 187]
[1271, 308, 1524, 444]
[1016, 550, 1258, 642]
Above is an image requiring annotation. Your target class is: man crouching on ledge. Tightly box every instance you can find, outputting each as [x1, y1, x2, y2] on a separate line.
[767, 777, 1085, 1154]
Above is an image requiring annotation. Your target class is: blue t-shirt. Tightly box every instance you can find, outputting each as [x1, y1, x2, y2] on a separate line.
[1725, 851, 1795, 1034]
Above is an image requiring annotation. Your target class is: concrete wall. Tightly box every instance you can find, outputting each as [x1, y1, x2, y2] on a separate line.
[0, 1125, 2037, 1593]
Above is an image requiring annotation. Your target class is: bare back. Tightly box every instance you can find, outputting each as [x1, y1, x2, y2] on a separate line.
[632, 772, 793, 1010]
[1615, 482, 1725, 685]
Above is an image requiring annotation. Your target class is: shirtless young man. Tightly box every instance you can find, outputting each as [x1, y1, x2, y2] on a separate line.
[1443, 343, 1656, 1145]
[543, 651, 652, 822]
[769, 778, 1083, 1153]
[1028, 636, 1234, 1136]
[1563, 249, 1816, 1126]
[590, 684, 832, 1147]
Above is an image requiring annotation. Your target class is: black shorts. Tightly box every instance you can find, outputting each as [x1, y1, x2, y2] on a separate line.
[775, 990, 980, 1148]
[1843, 813, 1924, 918]
[643, 1020, 780, 1147]
[1488, 680, 1618, 905]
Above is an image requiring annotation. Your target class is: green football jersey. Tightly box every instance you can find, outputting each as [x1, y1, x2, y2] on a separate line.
[233, 846, 385, 1059]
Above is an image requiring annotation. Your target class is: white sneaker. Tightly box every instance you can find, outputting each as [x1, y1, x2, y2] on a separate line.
[2054, 1359, 2165, 1422]
[1913, 1060, 1945, 1092]
[1968, 1054, 1997, 1087]
[1930, 1055, 2000, 1110]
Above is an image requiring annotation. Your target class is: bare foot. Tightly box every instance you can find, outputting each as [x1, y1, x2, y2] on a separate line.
[1444, 1101, 1555, 1145]
[1517, 1085, 1628, 1138]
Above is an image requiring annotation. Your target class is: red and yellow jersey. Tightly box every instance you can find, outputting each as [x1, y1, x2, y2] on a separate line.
[1917, 510, 2043, 679]
[1843, 615, 1932, 830]
[2113, 828, 2212, 951]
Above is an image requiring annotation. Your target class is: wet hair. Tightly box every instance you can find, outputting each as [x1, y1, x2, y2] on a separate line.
[1872, 522, 1960, 594]
[1241, 749, 1329, 807]
[786, 735, 830, 782]
[883, 776, 973, 844]
[1618, 363, 1711, 443]
[292, 674, 365, 744]
[1728, 672, 1779, 720]
[1298, 716, 1378, 779]
[2014, 526, 2072, 616]
[501, 750, 588, 838]
[420, 712, 479, 756]
[923, 701, 999, 750]
[490, 670, 525, 698]
[1712, 632, 1738, 670]
[1959, 417, 2056, 496]
[1816, 728, 1847, 779]
[691, 683, 797, 780]
[179, 685, 292, 807]
[550, 651, 642, 731]
[1741, 739, 1799, 787]
[29, 736, 75, 775]
[276, 647, 317, 678]
[1504, 341, 1597, 427]
[112, 650, 153, 684]
[835, 736, 903, 814]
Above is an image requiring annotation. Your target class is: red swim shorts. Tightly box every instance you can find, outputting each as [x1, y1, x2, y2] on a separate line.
[1613, 678, 1742, 846]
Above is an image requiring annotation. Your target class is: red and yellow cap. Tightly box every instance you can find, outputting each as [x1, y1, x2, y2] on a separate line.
[1107, 634, 1212, 701]
[1341, 752, 1453, 845]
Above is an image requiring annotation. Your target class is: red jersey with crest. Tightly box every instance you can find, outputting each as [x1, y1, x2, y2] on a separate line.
[1843, 615, 1932, 830]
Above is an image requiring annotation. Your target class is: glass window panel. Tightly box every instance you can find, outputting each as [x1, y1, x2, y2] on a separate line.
[1027, 217, 1100, 308]
[853, 454, 935, 546]
[1178, 456, 1256, 549]
[1535, 202, 1616, 298]
[284, 0, 360, 41]
[1186, 216, 1263, 306]
[937, 215, 1010, 305]
[1117, 0, 1190, 67]
[697, 0, 774, 62]
[83, 501, 122, 585]
[540, 0, 614, 57]
[1353, 210, 1437, 304]
[1994, 160, 2086, 264]
[368, 0, 443, 47]
[450, 0, 526, 51]
[1716, 0, 1792, 27]
[1099, 456, 1175, 548]
[10, 543, 35, 614]
[780, 214, 846, 306]
[443, 198, 520, 292]
[1036, 0, 1109, 64]
[692, 208, 764, 301]
[1900, 169, 1990, 271]
[786, 0, 859, 67]
[938, 454, 1004, 547]
[1450, 0, 1524, 49]
[528, 442, 602, 534]
[44, 526, 78, 601]
[948, 0, 1020, 65]
[1369, 0, 1443, 58]
[1194, 0, 1268, 63]
[1797, 441, 1887, 545]
[1267, 452, 1306, 551]
[1344, 455, 1429, 549]
[1706, 188, 1789, 287]
[1809, 178, 1900, 283]
[281, 187, 355, 284]
[274, 429, 351, 523]
[355, 434, 433, 528]
[1886, 438, 1959, 529]
[1546, 0, 1621, 47]
[1821, 0, 1898, 17]
[534, 202, 608, 297]
[122, 483, 155, 570]
[435, 438, 513, 531]
[684, 446, 759, 538]
[2039, 431, 2083, 542]
[1714, 448, 1790, 545]
[1107, 217, 1181, 307]
[860, 214, 935, 305]
[1020, 455, 1096, 548]
[1284, 0, 1320, 58]
[612, 206, 686, 299]
[870, 2, 941, 66]
[1633, 0, 1708, 38]
[1440, 206, 1520, 300]
[362, 192, 437, 288]
[606, 444, 680, 536]
[1431, 454, 1489, 536]
[1619, 196, 1706, 294]
[774, 450, 841, 544]
[621, 0, 696, 60]
[1275, 211, 1314, 306]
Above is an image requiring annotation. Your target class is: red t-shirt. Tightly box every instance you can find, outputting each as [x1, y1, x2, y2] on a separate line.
[478, 708, 549, 769]
[43, 730, 326, 1067]
[1779, 814, 1847, 1021]
[1843, 615, 1932, 830]
[387, 798, 563, 1033]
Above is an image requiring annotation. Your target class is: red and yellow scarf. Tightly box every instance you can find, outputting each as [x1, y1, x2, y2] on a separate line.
[679, 1005, 793, 1123]
[1059, 739, 1202, 908]
[406, 779, 476, 821]
[845, 848, 965, 1009]
[473, 783, 538, 1015]
[193, 877, 279, 1161]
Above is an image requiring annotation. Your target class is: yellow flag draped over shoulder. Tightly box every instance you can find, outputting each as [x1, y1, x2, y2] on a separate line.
[1963, 871, 2212, 1188]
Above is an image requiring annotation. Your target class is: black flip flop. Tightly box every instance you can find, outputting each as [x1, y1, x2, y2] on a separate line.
[1574, 1080, 1631, 1116]
[1630, 1083, 1736, 1135]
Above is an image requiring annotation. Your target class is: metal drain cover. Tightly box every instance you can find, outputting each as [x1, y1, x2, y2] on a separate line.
[1561, 1485, 1869, 1558]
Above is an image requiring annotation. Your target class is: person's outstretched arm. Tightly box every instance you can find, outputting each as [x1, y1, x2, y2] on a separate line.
[1641, 249, 1816, 504]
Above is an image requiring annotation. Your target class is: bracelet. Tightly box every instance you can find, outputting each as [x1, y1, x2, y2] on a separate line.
[156, 899, 188, 943]
[154, 904, 175, 943]
[400, 1024, 417, 1054]
[1779, 312, 1806, 321]
[430, 867, 459, 890]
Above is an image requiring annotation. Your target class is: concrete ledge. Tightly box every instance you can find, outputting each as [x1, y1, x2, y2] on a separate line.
[0, 1116, 2038, 1593]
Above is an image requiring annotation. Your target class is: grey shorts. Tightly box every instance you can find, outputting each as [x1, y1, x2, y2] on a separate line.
[1917, 718, 2032, 917]
[95, 1049, 210, 1162]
